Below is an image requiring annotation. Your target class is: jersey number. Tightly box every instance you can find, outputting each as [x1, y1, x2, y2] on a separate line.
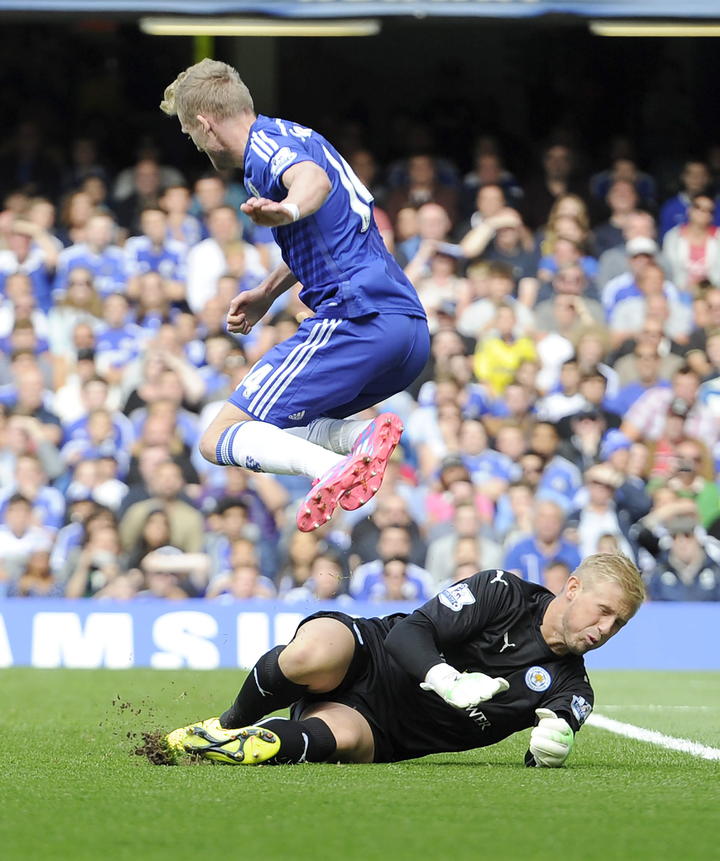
[275, 119, 313, 141]
[322, 145, 374, 233]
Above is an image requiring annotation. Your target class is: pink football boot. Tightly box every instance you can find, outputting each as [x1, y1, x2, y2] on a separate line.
[339, 412, 404, 512]
[296, 452, 373, 532]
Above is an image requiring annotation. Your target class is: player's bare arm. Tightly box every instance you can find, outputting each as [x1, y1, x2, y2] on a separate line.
[240, 162, 332, 227]
[226, 262, 298, 334]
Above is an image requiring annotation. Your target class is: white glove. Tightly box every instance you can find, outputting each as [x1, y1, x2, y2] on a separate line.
[420, 663, 509, 709]
[529, 708, 575, 768]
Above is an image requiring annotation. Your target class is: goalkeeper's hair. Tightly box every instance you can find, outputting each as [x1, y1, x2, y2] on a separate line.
[573, 553, 646, 613]
[160, 59, 253, 125]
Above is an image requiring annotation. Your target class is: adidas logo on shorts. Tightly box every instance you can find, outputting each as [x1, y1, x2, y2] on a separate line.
[288, 411, 306, 421]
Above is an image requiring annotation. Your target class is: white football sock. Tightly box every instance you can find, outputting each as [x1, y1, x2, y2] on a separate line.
[285, 417, 372, 455]
[216, 420, 344, 479]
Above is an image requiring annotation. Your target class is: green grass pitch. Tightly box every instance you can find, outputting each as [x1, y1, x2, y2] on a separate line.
[2, 668, 718, 861]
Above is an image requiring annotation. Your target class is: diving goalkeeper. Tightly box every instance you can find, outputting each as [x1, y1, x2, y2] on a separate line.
[164, 554, 645, 767]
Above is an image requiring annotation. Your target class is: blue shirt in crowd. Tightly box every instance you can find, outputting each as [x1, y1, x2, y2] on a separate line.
[124, 235, 187, 282]
[55, 244, 128, 297]
[503, 536, 582, 585]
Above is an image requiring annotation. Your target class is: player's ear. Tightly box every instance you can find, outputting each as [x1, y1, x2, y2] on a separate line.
[565, 575, 581, 601]
[196, 114, 212, 133]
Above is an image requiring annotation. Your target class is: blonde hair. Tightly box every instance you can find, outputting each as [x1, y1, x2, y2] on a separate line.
[160, 59, 253, 125]
[547, 193, 590, 232]
[573, 553, 646, 613]
[541, 194, 591, 256]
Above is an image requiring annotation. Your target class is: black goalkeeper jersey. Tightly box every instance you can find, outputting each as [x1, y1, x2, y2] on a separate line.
[326, 569, 595, 762]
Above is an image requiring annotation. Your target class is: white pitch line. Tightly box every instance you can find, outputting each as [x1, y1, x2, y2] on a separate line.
[587, 713, 720, 761]
[601, 704, 718, 711]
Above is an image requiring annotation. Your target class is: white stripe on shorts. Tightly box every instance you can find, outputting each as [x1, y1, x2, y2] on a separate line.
[255, 319, 341, 422]
[257, 320, 341, 421]
[248, 320, 327, 416]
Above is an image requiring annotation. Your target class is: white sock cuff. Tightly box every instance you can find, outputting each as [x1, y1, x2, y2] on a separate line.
[218, 420, 343, 479]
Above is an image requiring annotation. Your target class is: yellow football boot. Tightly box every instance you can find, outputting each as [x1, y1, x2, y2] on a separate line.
[164, 717, 224, 761]
[182, 724, 281, 765]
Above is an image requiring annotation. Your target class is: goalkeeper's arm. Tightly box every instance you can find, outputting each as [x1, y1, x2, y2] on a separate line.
[384, 615, 508, 709]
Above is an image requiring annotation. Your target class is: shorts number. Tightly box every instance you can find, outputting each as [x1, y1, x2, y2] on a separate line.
[240, 362, 273, 397]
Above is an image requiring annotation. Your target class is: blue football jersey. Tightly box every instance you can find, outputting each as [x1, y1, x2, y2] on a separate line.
[243, 115, 426, 320]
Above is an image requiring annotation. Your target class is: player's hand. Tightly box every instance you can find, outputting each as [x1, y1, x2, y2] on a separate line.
[529, 708, 574, 767]
[226, 287, 274, 334]
[241, 197, 297, 227]
[421, 664, 509, 709]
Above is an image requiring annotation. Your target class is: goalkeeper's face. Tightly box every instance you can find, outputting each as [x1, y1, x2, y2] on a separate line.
[560, 578, 632, 655]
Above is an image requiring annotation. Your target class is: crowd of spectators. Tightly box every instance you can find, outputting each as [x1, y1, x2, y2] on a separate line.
[1, 128, 720, 606]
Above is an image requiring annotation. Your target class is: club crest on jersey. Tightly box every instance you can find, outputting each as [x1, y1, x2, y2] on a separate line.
[270, 146, 298, 178]
[525, 666, 552, 692]
[571, 695, 593, 725]
[439, 583, 476, 612]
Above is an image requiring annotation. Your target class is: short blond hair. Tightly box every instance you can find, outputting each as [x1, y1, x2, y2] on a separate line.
[160, 59, 253, 126]
[573, 553, 646, 613]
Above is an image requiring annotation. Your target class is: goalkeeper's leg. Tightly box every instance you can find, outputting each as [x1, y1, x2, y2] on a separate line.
[220, 617, 356, 727]
[181, 703, 373, 765]
[165, 617, 358, 759]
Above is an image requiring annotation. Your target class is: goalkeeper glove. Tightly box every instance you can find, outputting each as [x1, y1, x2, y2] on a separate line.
[529, 708, 574, 768]
[420, 663, 509, 709]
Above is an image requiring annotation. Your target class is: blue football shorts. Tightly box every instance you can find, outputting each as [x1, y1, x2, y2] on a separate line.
[229, 312, 429, 428]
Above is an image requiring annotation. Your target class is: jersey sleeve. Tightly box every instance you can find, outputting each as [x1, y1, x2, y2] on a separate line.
[523, 664, 594, 767]
[539, 665, 595, 734]
[247, 121, 320, 199]
[384, 570, 519, 679]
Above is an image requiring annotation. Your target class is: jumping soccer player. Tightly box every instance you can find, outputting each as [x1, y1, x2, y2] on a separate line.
[163, 554, 645, 767]
[160, 60, 429, 531]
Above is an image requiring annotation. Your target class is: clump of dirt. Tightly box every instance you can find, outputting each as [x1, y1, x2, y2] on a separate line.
[134, 731, 178, 766]
[134, 731, 206, 766]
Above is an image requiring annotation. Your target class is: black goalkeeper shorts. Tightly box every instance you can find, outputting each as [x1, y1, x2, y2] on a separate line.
[288, 610, 409, 763]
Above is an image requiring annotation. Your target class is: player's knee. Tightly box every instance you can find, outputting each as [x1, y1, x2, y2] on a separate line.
[199, 428, 221, 464]
[279, 640, 345, 689]
[279, 639, 325, 679]
[306, 707, 374, 762]
[280, 618, 355, 689]
[328, 722, 364, 757]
